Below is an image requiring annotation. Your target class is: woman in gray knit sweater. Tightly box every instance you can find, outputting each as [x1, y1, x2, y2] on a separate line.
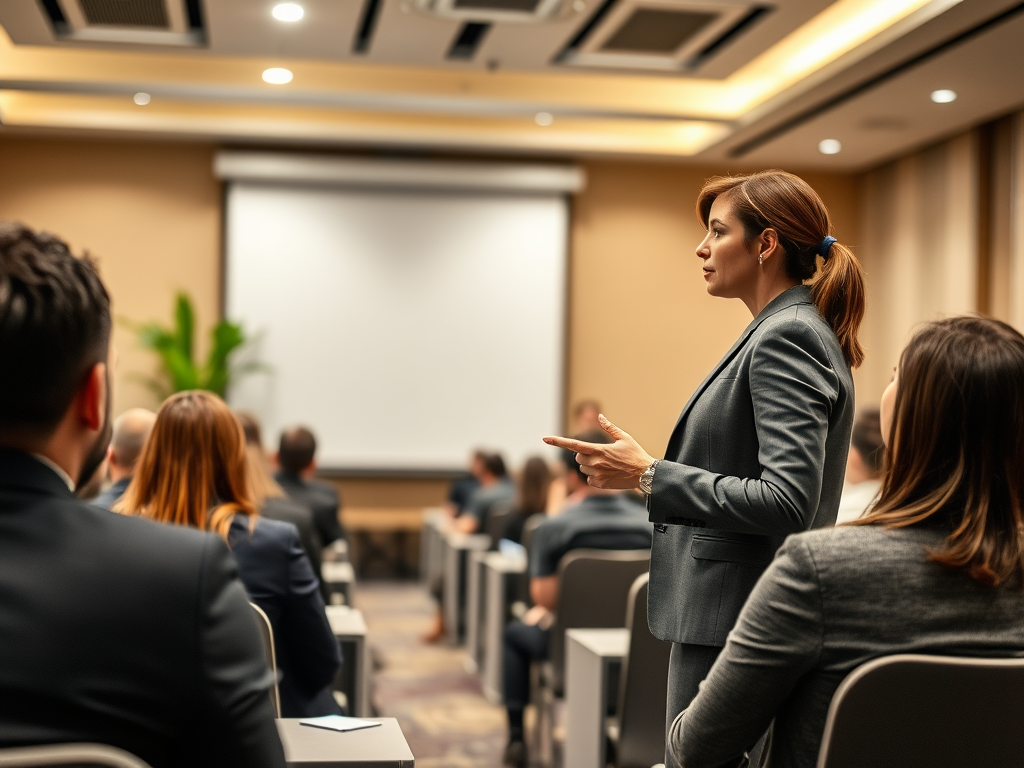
[671, 316, 1024, 768]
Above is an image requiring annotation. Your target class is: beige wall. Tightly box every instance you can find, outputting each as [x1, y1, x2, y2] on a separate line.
[0, 136, 222, 418]
[0, 135, 860, 507]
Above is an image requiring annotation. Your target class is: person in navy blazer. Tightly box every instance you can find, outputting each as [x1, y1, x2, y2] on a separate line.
[118, 390, 343, 719]
[546, 171, 865, 767]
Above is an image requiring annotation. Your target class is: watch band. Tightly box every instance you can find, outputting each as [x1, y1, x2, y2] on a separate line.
[639, 459, 660, 496]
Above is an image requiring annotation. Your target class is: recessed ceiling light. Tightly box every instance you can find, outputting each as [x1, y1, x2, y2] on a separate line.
[535, 112, 554, 127]
[133, 92, 151, 106]
[272, 3, 304, 21]
[818, 139, 841, 155]
[262, 68, 294, 85]
[930, 89, 957, 104]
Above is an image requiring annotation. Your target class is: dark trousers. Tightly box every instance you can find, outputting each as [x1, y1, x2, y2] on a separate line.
[502, 620, 550, 711]
[665, 643, 722, 768]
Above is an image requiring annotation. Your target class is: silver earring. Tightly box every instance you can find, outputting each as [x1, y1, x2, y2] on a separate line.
[758, 255, 764, 265]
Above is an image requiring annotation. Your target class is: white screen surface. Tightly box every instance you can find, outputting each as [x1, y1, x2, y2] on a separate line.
[225, 182, 567, 471]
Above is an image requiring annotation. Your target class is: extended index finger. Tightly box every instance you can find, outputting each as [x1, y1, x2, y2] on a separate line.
[543, 435, 599, 454]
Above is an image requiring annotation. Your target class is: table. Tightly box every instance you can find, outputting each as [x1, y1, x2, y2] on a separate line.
[276, 717, 414, 767]
[480, 551, 527, 704]
[419, 508, 448, 586]
[464, 549, 489, 672]
[564, 628, 628, 768]
[323, 561, 356, 606]
[327, 605, 369, 717]
[441, 530, 491, 645]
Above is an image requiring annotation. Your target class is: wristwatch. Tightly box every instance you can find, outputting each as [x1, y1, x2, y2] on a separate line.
[639, 460, 660, 496]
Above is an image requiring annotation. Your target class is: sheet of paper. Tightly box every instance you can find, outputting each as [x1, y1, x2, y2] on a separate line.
[299, 716, 383, 733]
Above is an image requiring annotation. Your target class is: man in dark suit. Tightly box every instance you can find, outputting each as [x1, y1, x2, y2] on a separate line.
[274, 426, 347, 548]
[91, 407, 155, 510]
[0, 222, 284, 768]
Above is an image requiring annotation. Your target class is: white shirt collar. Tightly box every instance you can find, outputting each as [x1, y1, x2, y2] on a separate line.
[31, 453, 76, 492]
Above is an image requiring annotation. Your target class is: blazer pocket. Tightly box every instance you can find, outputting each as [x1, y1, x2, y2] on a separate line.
[689, 534, 771, 566]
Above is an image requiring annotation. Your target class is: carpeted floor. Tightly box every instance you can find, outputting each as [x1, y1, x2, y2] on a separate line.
[357, 581, 508, 768]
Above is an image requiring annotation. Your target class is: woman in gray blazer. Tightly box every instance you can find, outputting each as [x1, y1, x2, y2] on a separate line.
[546, 171, 864, 765]
[671, 316, 1024, 768]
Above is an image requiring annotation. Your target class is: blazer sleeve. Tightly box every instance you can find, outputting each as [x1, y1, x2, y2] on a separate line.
[670, 535, 823, 768]
[649, 317, 840, 535]
[277, 526, 343, 696]
[193, 535, 286, 768]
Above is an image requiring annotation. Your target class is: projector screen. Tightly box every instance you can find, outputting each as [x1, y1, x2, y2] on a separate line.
[224, 180, 569, 472]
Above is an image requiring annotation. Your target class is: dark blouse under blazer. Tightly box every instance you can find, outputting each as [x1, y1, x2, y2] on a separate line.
[648, 285, 855, 646]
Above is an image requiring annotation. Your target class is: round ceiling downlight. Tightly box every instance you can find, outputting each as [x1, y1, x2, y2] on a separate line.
[262, 68, 294, 84]
[272, 3, 304, 21]
[818, 139, 842, 155]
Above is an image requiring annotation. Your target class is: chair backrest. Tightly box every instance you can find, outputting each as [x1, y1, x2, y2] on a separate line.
[249, 602, 282, 718]
[816, 654, 1024, 768]
[0, 743, 153, 767]
[614, 572, 671, 768]
[485, 502, 514, 547]
[516, 513, 547, 605]
[549, 548, 651, 695]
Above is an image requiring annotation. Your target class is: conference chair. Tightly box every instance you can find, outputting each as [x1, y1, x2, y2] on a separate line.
[513, 513, 547, 610]
[816, 654, 1024, 768]
[534, 549, 651, 765]
[607, 572, 671, 768]
[485, 502, 514, 548]
[0, 744, 152, 768]
[249, 602, 282, 717]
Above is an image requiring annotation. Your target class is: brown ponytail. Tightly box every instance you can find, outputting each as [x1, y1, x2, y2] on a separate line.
[696, 170, 866, 368]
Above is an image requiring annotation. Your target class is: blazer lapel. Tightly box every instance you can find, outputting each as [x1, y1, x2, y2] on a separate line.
[664, 286, 814, 453]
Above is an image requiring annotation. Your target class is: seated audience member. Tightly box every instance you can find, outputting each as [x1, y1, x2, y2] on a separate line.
[119, 392, 342, 718]
[238, 411, 323, 581]
[275, 426, 347, 548]
[91, 407, 156, 510]
[455, 451, 515, 534]
[501, 456, 552, 545]
[446, 449, 485, 517]
[0, 223, 284, 766]
[572, 399, 602, 433]
[670, 317, 1024, 768]
[502, 430, 653, 767]
[834, 407, 885, 524]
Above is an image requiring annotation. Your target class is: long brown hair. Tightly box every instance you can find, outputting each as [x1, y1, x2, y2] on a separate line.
[116, 390, 257, 539]
[851, 317, 1024, 588]
[518, 456, 552, 516]
[696, 170, 865, 368]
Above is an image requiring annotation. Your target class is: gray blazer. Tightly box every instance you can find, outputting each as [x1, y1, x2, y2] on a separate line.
[670, 526, 1024, 768]
[648, 285, 854, 645]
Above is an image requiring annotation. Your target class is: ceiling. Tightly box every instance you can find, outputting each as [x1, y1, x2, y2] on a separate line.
[0, 0, 1022, 169]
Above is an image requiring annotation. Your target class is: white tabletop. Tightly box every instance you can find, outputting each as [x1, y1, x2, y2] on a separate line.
[566, 628, 629, 657]
[326, 605, 368, 638]
[276, 718, 414, 767]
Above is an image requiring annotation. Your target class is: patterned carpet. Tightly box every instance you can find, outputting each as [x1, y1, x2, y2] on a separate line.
[357, 582, 507, 768]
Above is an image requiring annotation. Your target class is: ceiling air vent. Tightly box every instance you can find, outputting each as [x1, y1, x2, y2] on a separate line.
[42, 0, 205, 46]
[416, 0, 566, 24]
[559, 0, 764, 71]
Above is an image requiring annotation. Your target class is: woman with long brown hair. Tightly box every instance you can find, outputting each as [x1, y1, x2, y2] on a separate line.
[500, 456, 552, 544]
[117, 391, 342, 718]
[669, 316, 1024, 768]
[545, 171, 863, 766]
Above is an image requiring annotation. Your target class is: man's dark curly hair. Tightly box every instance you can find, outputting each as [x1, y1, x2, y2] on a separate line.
[0, 222, 110, 436]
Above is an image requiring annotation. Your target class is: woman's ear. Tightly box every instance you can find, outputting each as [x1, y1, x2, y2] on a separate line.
[759, 228, 781, 262]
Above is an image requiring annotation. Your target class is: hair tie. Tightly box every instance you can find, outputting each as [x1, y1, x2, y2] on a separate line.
[819, 236, 837, 260]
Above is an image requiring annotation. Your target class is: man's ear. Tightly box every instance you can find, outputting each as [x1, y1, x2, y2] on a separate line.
[76, 362, 106, 432]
